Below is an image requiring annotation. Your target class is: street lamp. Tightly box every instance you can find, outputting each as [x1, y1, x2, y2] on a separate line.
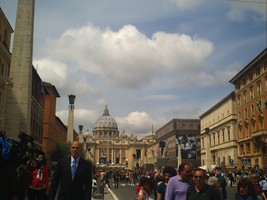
[68, 94, 76, 107]
[67, 94, 76, 143]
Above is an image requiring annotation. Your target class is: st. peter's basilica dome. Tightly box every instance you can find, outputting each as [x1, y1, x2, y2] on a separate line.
[94, 105, 118, 130]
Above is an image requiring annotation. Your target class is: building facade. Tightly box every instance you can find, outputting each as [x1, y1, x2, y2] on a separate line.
[155, 119, 201, 168]
[42, 82, 67, 161]
[31, 67, 45, 150]
[200, 92, 238, 170]
[78, 106, 156, 170]
[0, 8, 13, 132]
[230, 48, 267, 170]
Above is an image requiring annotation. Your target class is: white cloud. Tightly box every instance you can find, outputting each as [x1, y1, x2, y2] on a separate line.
[73, 79, 97, 96]
[57, 108, 99, 132]
[40, 24, 213, 89]
[33, 58, 68, 88]
[115, 111, 167, 135]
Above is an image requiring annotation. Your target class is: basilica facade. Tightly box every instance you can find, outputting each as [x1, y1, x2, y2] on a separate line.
[77, 106, 158, 170]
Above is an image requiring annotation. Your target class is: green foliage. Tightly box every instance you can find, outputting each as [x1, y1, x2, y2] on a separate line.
[50, 142, 70, 161]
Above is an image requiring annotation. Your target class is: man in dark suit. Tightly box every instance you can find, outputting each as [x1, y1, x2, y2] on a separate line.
[48, 141, 92, 200]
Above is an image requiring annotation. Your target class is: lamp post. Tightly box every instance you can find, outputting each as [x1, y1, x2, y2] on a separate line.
[67, 94, 76, 143]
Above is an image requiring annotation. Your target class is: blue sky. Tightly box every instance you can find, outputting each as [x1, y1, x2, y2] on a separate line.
[1, 0, 266, 138]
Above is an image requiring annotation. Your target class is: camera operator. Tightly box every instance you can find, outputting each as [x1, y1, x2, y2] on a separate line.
[17, 158, 37, 200]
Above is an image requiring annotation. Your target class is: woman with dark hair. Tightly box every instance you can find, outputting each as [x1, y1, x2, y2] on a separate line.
[137, 177, 156, 200]
[236, 178, 258, 200]
[157, 166, 177, 200]
[28, 153, 49, 200]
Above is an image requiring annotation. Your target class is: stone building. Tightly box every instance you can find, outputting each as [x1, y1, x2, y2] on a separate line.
[0, 8, 13, 132]
[155, 119, 201, 168]
[77, 106, 156, 170]
[200, 92, 238, 170]
[230, 48, 267, 169]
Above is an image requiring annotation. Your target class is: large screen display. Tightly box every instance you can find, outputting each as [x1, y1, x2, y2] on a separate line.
[178, 135, 196, 159]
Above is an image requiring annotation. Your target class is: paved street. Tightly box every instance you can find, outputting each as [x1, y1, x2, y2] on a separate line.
[107, 184, 238, 200]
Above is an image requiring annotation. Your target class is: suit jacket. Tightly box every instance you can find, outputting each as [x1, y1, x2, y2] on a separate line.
[48, 156, 92, 200]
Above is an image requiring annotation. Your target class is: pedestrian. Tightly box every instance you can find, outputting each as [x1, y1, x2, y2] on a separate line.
[186, 168, 220, 200]
[113, 170, 120, 188]
[215, 167, 227, 200]
[48, 141, 93, 200]
[137, 177, 157, 200]
[165, 163, 193, 200]
[126, 170, 130, 185]
[259, 171, 267, 199]
[28, 153, 49, 200]
[105, 170, 111, 188]
[157, 165, 177, 200]
[250, 174, 267, 200]
[207, 176, 223, 200]
[136, 176, 149, 199]
[228, 171, 235, 187]
[235, 178, 258, 200]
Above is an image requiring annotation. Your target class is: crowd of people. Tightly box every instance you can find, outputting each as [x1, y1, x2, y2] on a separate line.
[92, 163, 267, 200]
[1, 140, 267, 200]
[0, 141, 93, 200]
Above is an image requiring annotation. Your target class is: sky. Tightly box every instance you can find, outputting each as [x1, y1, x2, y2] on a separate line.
[0, 0, 266, 138]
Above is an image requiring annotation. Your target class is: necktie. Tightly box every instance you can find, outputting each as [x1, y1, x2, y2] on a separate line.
[71, 159, 77, 180]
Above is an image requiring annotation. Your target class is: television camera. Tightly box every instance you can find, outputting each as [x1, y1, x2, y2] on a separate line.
[0, 131, 43, 166]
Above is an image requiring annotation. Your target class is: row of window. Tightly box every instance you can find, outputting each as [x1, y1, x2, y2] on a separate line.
[237, 99, 265, 119]
[236, 60, 267, 91]
[202, 155, 233, 166]
[237, 78, 267, 106]
[202, 126, 231, 147]
[239, 142, 260, 155]
[238, 120, 264, 140]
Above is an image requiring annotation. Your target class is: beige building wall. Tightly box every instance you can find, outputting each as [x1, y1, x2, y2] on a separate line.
[147, 142, 159, 166]
[200, 92, 238, 170]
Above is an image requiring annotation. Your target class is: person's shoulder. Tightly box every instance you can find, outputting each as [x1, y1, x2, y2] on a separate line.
[169, 175, 177, 181]
[158, 181, 165, 188]
[167, 175, 178, 185]
[79, 157, 92, 166]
